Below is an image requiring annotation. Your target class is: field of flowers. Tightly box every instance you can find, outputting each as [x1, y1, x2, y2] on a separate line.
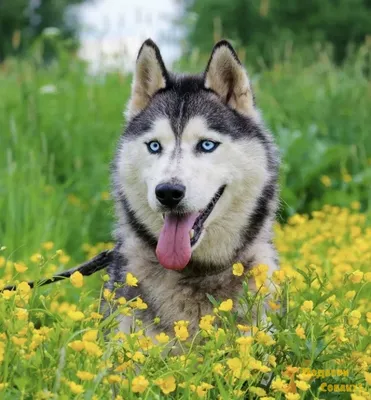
[0, 204, 370, 399]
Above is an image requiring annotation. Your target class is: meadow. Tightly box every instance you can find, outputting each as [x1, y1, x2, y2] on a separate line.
[0, 39, 371, 399]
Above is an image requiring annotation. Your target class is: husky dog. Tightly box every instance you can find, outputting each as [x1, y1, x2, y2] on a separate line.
[106, 39, 279, 337]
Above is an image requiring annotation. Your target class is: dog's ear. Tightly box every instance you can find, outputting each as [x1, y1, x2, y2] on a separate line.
[204, 40, 255, 117]
[126, 39, 169, 120]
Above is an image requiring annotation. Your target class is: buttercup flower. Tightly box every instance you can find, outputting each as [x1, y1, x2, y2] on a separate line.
[70, 271, 84, 288]
[126, 272, 138, 287]
[154, 375, 176, 394]
[131, 375, 149, 393]
[232, 262, 244, 276]
[301, 300, 314, 312]
[219, 299, 233, 312]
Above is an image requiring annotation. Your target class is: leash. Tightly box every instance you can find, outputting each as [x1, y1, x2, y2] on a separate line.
[1, 249, 115, 292]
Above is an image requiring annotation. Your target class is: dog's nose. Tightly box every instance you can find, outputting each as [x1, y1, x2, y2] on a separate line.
[155, 183, 186, 208]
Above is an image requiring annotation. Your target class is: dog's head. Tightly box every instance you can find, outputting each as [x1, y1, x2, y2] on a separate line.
[114, 39, 277, 271]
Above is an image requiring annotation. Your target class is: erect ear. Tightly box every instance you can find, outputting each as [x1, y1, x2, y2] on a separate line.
[126, 39, 169, 120]
[204, 40, 256, 118]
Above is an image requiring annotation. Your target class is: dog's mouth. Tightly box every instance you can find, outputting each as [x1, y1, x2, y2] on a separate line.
[156, 185, 226, 271]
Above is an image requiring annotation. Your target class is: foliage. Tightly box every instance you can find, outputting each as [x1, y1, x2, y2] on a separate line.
[179, 0, 371, 65]
[0, 0, 89, 61]
[0, 205, 370, 398]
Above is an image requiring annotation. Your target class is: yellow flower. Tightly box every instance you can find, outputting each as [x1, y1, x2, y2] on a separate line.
[103, 289, 114, 301]
[366, 312, 371, 324]
[0, 383, 8, 391]
[18, 282, 31, 295]
[236, 336, 254, 346]
[154, 375, 176, 394]
[107, 375, 122, 384]
[91, 312, 103, 320]
[227, 357, 242, 372]
[219, 299, 233, 312]
[101, 191, 110, 201]
[237, 324, 251, 332]
[345, 290, 356, 300]
[285, 394, 300, 400]
[199, 315, 215, 333]
[268, 355, 277, 367]
[194, 382, 214, 397]
[364, 371, 371, 385]
[131, 375, 149, 393]
[59, 254, 71, 264]
[138, 337, 154, 351]
[83, 341, 103, 357]
[333, 326, 348, 343]
[42, 241, 54, 250]
[174, 325, 189, 341]
[132, 352, 145, 363]
[30, 253, 42, 263]
[364, 272, 371, 282]
[295, 380, 310, 391]
[70, 271, 84, 288]
[67, 381, 84, 395]
[15, 308, 28, 321]
[126, 272, 138, 287]
[342, 173, 352, 183]
[348, 310, 361, 326]
[252, 263, 269, 288]
[349, 270, 363, 283]
[297, 373, 313, 382]
[272, 269, 286, 284]
[295, 324, 306, 339]
[271, 377, 288, 393]
[301, 300, 314, 313]
[250, 386, 267, 397]
[12, 337, 27, 346]
[76, 371, 95, 381]
[155, 332, 170, 344]
[130, 297, 147, 310]
[320, 175, 332, 187]
[82, 330, 98, 342]
[213, 363, 224, 375]
[232, 262, 244, 276]
[268, 301, 281, 310]
[117, 297, 126, 305]
[2, 290, 14, 301]
[68, 340, 85, 352]
[255, 331, 276, 346]
[14, 262, 28, 273]
[68, 311, 85, 321]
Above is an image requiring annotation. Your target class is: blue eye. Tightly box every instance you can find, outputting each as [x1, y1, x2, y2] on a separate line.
[146, 141, 162, 154]
[197, 140, 220, 153]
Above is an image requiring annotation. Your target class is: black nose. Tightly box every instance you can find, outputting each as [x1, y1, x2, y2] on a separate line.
[155, 183, 186, 208]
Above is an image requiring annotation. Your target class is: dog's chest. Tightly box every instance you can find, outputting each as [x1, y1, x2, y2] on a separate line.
[123, 264, 245, 335]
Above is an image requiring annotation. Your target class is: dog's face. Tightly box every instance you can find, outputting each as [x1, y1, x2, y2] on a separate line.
[114, 40, 276, 271]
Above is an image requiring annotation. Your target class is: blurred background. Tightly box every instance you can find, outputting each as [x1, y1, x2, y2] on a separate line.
[1, 0, 371, 264]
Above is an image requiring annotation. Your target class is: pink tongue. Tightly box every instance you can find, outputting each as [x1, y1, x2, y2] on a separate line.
[156, 213, 199, 270]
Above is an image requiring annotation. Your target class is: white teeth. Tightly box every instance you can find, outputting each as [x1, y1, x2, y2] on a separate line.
[189, 229, 195, 239]
[161, 214, 165, 221]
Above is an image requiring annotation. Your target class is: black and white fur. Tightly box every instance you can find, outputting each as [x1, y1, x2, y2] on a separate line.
[106, 39, 279, 337]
